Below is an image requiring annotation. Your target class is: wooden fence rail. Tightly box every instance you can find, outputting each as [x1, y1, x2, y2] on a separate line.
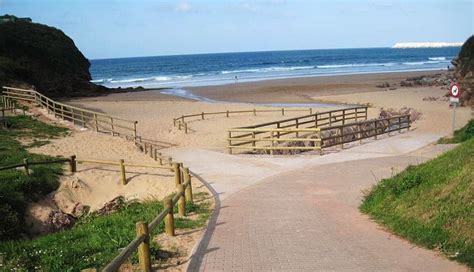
[2, 86, 138, 139]
[320, 114, 411, 149]
[173, 107, 321, 134]
[102, 165, 193, 272]
[228, 107, 368, 154]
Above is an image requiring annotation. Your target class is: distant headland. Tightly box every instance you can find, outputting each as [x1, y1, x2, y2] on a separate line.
[392, 42, 463, 48]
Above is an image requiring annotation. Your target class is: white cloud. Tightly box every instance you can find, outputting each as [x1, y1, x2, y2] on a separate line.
[175, 1, 192, 12]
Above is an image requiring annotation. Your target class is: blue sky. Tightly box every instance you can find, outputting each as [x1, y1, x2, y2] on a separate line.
[1, 0, 472, 59]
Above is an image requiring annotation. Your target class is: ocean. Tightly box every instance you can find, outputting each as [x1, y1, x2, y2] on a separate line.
[90, 47, 461, 90]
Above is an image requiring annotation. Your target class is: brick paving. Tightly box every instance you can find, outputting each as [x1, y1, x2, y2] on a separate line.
[188, 154, 468, 271]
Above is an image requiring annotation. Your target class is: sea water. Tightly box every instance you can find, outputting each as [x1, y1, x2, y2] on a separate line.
[90, 47, 460, 90]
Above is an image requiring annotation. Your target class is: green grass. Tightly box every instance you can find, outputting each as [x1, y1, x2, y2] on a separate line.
[0, 115, 68, 240]
[0, 194, 212, 271]
[360, 137, 474, 267]
[438, 119, 474, 144]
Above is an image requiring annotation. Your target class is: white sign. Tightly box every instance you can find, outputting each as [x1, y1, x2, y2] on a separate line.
[450, 97, 459, 103]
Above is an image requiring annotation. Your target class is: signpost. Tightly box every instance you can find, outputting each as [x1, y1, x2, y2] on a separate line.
[449, 83, 461, 133]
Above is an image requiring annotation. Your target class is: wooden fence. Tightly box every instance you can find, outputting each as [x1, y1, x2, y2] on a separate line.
[102, 165, 193, 272]
[173, 107, 320, 134]
[0, 155, 181, 186]
[0, 155, 194, 272]
[228, 107, 368, 154]
[320, 114, 411, 149]
[2, 86, 138, 138]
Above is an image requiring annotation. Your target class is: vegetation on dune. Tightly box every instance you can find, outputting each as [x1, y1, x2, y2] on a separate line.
[0, 193, 212, 271]
[361, 121, 474, 267]
[0, 115, 68, 240]
[438, 119, 474, 144]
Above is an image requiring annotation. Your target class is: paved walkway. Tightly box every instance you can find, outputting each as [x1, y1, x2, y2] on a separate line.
[166, 132, 468, 271]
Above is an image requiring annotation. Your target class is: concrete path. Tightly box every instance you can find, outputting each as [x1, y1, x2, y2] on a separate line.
[165, 132, 468, 271]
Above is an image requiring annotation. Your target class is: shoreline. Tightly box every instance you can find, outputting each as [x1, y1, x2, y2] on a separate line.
[78, 70, 448, 104]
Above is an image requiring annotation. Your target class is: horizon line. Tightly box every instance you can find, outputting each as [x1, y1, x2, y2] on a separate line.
[89, 44, 462, 61]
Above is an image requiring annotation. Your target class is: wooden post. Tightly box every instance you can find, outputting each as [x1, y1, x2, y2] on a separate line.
[342, 109, 346, 125]
[329, 112, 332, 126]
[226, 110, 229, 117]
[178, 184, 186, 216]
[276, 123, 281, 138]
[253, 108, 256, 116]
[228, 131, 232, 154]
[184, 168, 193, 203]
[407, 115, 411, 131]
[71, 108, 76, 125]
[281, 108, 285, 116]
[374, 121, 378, 140]
[340, 127, 344, 149]
[81, 111, 86, 128]
[110, 117, 114, 135]
[184, 122, 188, 134]
[295, 119, 299, 137]
[355, 109, 358, 122]
[153, 149, 157, 161]
[119, 159, 127, 185]
[270, 131, 275, 155]
[133, 121, 138, 140]
[158, 152, 163, 165]
[398, 116, 402, 133]
[136, 222, 152, 272]
[309, 108, 313, 115]
[23, 158, 30, 176]
[173, 163, 181, 186]
[164, 197, 175, 236]
[201, 112, 204, 120]
[315, 115, 318, 128]
[93, 114, 98, 132]
[69, 155, 76, 173]
[60, 104, 64, 120]
[252, 132, 256, 151]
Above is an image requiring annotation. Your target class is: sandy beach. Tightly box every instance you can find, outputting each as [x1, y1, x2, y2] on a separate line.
[67, 70, 471, 152]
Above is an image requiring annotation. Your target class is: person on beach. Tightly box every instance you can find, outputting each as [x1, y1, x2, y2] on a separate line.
[235, 75, 238, 83]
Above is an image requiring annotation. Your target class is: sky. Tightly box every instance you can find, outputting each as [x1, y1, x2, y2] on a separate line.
[1, 0, 472, 59]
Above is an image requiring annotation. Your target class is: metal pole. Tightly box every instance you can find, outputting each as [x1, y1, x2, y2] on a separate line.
[452, 102, 457, 133]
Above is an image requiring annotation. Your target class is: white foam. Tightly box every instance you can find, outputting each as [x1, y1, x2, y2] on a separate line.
[428, 57, 446, 61]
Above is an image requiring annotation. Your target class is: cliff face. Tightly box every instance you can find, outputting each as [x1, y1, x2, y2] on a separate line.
[0, 16, 106, 97]
[452, 35, 474, 106]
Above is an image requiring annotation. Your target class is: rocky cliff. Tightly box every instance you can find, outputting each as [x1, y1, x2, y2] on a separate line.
[452, 35, 474, 106]
[0, 15, 107, 97]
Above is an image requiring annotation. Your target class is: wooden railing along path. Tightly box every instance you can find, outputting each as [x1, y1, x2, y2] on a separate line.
[2, 86, 174, 164]
[228, 107, 368, 154]
[2, 87, 138, 138]
[0, 156, 194, 272]
[173, 107, 320, 134]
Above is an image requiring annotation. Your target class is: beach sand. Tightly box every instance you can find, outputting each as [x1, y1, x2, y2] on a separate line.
[68, 70, 471, 153]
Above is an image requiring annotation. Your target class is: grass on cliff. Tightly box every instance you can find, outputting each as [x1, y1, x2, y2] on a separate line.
[0, 115, 68, 240]
[360, 121, 474, 267]
[438, 119, 474, 144]
[0, 193, 212, 271]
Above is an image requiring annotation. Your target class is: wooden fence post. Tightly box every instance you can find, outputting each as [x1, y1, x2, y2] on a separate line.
[178, 184, 186, 216]
[133, 121, 138, 140]
[309, 108, 313, 115]
[164, 197, 175, 236]
[23, 158, 30, 176]
[340, 127, 344, 149]
[136, 221, 152, 272]
[295, 119, 299, 137]
[329, 112, 332, 126]
[69, 155, 76, 173]
[81, 111, 86, 128]
[253, 109, 256, 116]
[342, 109, 346, 125]
[226, 110, 229, 117]
[119, 159, 127, 185]
[157, 152, 163, 165]
[93, 114, 98, 132]
[184, 168, 193, 203]
[228, 131, 232, 154]
[110, 117, 114, 135]
[252, 132, 256, 151]
[184, 122, 188, 134]
[374, 121, 378, 140]
[270, 131, 275, 155]
[281, 108, 285, 116]
[173, 163, 181, 186]
[201, 112, 204, 120]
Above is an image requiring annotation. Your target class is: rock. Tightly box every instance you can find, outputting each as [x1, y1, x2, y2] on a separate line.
[47, 210, 76, 232]
[97, 196, 126, 215]
[376, 82, 390, 88]
[71, 203, 90, 217]
[0, 16, 108, 97]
